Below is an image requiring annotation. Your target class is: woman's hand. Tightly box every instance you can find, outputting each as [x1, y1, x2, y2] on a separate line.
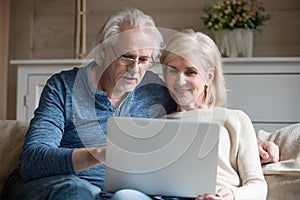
[258, 140, 279, 164]
[196, 188, 234, 200]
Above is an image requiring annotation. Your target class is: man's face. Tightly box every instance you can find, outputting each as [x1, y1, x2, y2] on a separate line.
[101, 27, 155, 95]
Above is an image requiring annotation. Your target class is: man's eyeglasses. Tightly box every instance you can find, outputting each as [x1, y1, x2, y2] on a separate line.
[111, 46, 154, 70]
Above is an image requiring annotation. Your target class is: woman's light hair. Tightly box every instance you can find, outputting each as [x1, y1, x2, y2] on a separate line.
[94, 7, 163, 61]
[160, 29, 227, 107]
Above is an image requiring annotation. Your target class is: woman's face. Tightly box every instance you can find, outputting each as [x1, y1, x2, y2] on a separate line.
[165, 56, 213, 111]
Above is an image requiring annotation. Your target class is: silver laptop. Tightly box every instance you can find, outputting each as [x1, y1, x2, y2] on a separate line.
[105, 117, 220, 198]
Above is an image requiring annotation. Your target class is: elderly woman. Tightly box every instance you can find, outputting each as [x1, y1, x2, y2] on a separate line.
[160, 30, 268, 200]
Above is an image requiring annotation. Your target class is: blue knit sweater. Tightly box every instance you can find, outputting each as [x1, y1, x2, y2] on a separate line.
[19, 62, 176, 190]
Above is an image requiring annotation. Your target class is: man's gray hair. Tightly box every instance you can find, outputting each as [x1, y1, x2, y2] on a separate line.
[94, 7, 163, 59]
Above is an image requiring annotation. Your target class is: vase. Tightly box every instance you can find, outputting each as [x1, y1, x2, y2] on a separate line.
[214, 28, 253, 57]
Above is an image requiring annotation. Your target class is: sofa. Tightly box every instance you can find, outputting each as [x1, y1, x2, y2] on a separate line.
[0, 120, 28, 192]
[257, 123, 300, 200]
[0, 120, 299, 199]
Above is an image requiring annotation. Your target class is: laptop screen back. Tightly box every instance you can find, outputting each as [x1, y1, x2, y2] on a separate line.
[105, 117, 220, 198]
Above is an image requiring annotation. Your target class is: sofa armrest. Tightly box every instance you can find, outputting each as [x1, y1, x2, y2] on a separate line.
[0, 120, 29, 192]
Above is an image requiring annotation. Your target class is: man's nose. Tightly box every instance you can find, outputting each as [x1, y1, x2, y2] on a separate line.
[127, 61, 140, 73]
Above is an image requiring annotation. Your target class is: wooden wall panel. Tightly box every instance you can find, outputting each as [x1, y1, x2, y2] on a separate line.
[32, 0, 74, 58]
[254, 10, 300, 56]
[9, 0, 33, 59]
[85, 0, 207, 52]
[9, 0, 300, 59]
[7, 0, 34, 119]
[0, 0, 10, 119]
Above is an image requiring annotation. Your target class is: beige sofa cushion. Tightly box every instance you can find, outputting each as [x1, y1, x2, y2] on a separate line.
[0, 120, 29, 192]
[257, 123, 300, 200]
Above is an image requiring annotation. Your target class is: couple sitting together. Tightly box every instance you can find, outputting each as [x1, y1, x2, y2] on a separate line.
[1, 7, 279, 200]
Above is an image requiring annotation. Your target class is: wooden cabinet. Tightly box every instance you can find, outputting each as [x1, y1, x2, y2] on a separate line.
[10, 59, 84, 121]
[222, 57, 300, 132]
[11, 58, 300, 132]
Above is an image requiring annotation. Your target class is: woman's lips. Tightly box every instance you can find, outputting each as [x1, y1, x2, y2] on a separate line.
[174, 87, 191, 93]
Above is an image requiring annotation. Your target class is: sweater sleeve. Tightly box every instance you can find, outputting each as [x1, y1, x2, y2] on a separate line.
[20, 73, 75, 181]
[230, 111, 267, 200]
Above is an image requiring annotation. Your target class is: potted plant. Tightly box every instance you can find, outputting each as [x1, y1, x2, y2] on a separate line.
[202, 0, 272, 57]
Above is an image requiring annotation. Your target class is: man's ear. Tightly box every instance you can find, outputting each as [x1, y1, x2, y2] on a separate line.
[99, 42, 106, 58]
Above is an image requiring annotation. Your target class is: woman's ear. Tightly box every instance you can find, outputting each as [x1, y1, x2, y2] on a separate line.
[206, 68, 215, 84]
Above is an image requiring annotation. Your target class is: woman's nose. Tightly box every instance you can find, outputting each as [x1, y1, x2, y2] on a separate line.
[177, 73, 187, 85]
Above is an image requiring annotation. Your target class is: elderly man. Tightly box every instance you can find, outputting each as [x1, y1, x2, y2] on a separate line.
[1, 7, 278, 200]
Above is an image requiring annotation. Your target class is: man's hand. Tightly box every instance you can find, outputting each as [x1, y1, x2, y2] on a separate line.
[72, 146, 106, 172]
[258, 140, 279, 164]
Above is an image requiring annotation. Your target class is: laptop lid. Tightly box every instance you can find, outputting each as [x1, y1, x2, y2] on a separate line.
[105, 117, 220, 198]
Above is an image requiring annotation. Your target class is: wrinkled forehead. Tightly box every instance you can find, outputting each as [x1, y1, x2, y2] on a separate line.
[106, 27, 156, 56]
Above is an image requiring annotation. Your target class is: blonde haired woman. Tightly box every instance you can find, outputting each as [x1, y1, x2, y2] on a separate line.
[160, 29, 267, 200]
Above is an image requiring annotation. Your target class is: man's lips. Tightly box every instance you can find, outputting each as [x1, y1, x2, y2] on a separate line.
[122, 76, 137, 82]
